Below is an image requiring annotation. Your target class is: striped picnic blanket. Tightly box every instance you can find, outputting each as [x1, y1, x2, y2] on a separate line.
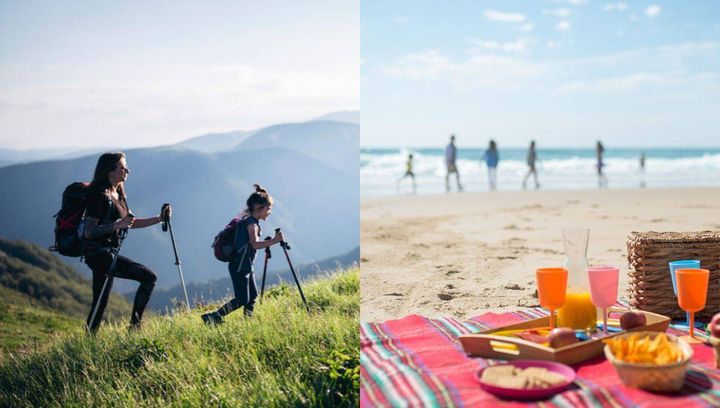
[360, 308, 720, 407]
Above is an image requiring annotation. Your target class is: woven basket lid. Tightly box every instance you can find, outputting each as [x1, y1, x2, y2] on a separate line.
[627, 231, 720, 245]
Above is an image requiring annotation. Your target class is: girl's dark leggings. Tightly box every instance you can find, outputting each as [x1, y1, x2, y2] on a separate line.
[85, 252, 157, 331]
[217, 261, 257, 316]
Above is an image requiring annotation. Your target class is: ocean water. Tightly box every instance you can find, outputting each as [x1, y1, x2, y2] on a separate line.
[361, 148, 720, 196]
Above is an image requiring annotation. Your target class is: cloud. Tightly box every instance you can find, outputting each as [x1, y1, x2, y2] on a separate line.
[521, 23, 535, 32]
[547, 0, 587, 5]
[469, 38, 534, 53]
[371, 41, 720, 97]
[484, 10, 526, 23]
[543, 8, 572, 17]
[556, 20, 571, 31]
[391, 16, 409, 24]
[604, 2, 627, 11]
[645, 5, 661, 18]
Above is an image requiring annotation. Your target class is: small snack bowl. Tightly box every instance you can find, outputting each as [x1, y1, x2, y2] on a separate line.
[475, 360, 575, 400]
[604, 331, 693, 392]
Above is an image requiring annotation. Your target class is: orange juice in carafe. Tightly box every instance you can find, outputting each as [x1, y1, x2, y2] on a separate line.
[556, 290, 596, 330]
[556, 228, 596, 331]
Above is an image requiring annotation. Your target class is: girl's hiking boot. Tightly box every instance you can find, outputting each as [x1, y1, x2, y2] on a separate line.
[201, 311, 223, 325]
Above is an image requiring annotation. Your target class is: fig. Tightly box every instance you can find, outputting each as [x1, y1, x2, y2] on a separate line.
[620, 310, 647, 331]
[549, 327, 578, 348]
[710, 313, 720, 338]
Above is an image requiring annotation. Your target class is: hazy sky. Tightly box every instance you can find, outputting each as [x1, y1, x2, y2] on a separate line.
[0, 1, 359, 149]
[362, 1, 720, 147]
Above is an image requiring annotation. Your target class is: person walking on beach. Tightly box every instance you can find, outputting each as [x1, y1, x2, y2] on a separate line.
[445, 135, 463, 192]
[639, 152, 646, 172]
[396, 153, 416, 194]
[83, 152, 172, 332]
[482, 140, 499, 191]
[596, 140, 608, 188]
[639, 151, 646, 188]
[522, 140, 540, 190]
[202, 184, 284, 325]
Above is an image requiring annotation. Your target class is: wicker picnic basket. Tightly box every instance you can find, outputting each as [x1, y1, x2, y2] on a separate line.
[627, 231, 720, 320]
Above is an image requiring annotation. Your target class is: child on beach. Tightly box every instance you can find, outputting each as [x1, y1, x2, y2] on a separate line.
[482, 140, 499, 191]
[202, 184, 284, 324]
[396, 153, 416, 194]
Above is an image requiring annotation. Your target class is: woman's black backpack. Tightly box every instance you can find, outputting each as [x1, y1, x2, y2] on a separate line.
[49, 182, 92, 257]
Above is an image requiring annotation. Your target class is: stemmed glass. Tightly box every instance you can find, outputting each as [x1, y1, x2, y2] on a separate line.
[536, 268, 568, 330]
[587, 265, 619, 334]
[669, 259, 700, 327]
[676, 268, 709, 342]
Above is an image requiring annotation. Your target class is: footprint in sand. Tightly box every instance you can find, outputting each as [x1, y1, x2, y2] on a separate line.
[446, 283, 455, 289]
[438, 293, 455, 301]
[504, 224, 520, 230]
[384, 292, 404, 297]
[504, 283, 523, 290]
[445, 270, 461, 276]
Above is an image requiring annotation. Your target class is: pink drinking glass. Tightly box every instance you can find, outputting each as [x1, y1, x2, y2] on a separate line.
[587, 265, 619, 333]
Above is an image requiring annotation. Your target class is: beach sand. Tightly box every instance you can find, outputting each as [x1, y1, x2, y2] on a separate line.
[360, 187, 720, 322]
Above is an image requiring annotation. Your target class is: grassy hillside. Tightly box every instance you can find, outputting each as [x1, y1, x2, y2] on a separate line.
[0, 267, 359, 407]
[146, 246, 360, 311]
[0, 238, 132, 319]
[0, 285, 83, 354]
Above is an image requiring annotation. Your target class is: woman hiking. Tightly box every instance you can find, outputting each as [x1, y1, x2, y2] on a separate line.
[83, 152, 171, 332]
[202, 184, 284, 324]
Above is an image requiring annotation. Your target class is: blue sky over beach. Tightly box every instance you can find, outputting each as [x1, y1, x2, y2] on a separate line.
[361, 1, 720, 148]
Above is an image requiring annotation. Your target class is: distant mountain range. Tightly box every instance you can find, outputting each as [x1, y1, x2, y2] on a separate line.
[0, 114, 359, 292]
[0, 111, 359, 167]
[311, 111, 359, 125]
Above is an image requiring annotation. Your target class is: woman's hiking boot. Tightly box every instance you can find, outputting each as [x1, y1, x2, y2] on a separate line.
[201, 311, 223, 325]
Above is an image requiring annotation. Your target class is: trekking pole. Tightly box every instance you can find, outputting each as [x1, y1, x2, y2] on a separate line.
[162, 204, 190, 310]
[260, 236, 272, 300]
[87, 227, 128, 332]
[276, 228, 309, 312]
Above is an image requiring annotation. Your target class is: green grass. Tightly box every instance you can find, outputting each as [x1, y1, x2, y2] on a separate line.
[0, 267, 359, 407]
[0, 286, 83, 355]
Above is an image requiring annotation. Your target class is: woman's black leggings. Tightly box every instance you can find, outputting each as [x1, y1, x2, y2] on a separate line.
[85, 252, 157, 331]
[216, 260, 257, 316]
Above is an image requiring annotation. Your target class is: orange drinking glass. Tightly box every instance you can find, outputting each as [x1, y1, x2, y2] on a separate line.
[536, 267, 568, 330]
[676, 268, 709, 340]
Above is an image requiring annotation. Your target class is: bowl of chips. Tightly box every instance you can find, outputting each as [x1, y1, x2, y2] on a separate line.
[603, 331, 693, 392]
[475, 360, 575, 400]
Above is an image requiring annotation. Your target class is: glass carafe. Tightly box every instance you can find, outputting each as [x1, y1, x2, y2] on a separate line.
[557, 228, 596, 331]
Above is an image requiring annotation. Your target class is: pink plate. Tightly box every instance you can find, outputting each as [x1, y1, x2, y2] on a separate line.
[475, 360, 576, 400]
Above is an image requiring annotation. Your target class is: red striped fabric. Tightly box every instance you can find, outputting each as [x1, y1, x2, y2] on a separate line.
[360, 309, 720, 407]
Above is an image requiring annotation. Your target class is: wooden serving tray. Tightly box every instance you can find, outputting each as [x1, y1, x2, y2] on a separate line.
[458, 308, 670, 365]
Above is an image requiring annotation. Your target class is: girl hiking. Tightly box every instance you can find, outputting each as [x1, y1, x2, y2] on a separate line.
[202, 184, 284, 324]
[84, 152, 171, 332]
